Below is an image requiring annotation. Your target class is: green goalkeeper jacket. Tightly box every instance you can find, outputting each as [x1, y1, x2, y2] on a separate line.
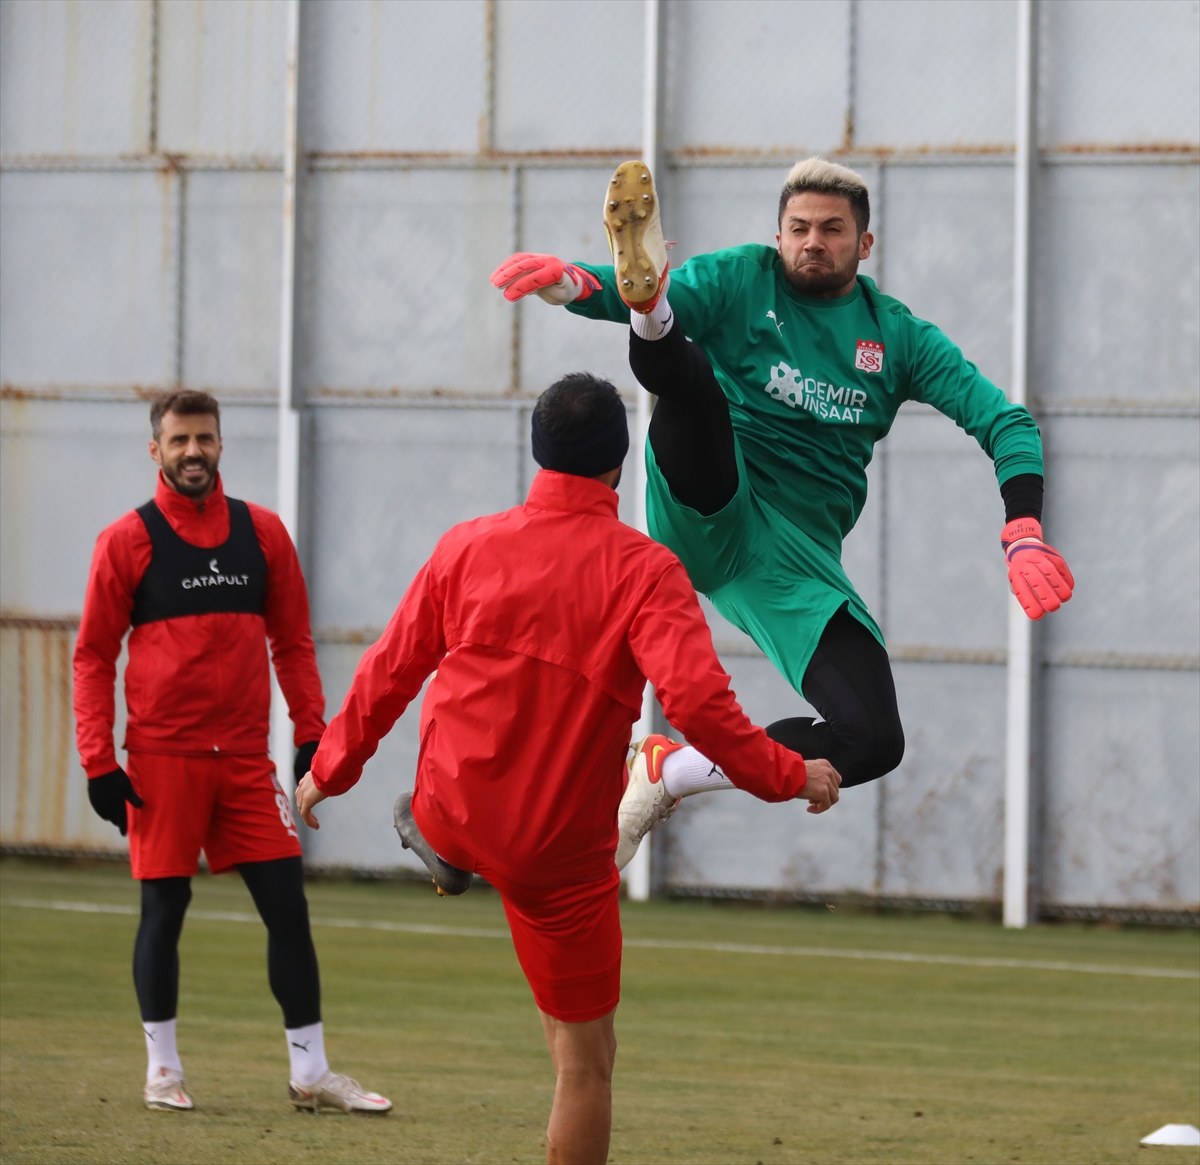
[569, 244, 1043, 555]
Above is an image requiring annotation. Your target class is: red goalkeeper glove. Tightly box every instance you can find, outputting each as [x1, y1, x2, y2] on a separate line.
[1001, 518, 1075, 620]
[490, 253, 600, 304]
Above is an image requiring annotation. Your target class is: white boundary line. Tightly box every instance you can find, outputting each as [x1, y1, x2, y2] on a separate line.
[5, 897, 1197, 981]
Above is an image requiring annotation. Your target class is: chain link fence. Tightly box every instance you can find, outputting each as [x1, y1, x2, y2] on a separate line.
[1, 0, 1197, 919]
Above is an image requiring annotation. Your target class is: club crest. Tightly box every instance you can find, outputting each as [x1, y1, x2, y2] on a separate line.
[855, 339, 884, 374]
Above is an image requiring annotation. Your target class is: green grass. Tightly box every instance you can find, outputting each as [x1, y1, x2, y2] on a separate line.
[1, 857, 1197, 1164]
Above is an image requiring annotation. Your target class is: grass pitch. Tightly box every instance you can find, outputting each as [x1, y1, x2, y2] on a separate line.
[1, 858, 1196, 1164]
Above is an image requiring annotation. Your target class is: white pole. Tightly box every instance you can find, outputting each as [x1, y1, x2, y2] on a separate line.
[272, 0, 302, 792]
[626, 0, 663, 904]
[1004, 0, 1035, 929]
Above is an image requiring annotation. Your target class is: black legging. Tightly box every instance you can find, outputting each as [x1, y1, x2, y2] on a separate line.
[134, 855, 321, 1027]
[629, 326, 904, 787]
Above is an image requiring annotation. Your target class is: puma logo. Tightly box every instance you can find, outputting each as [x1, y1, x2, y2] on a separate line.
[766, 310, 784, 335]
[291, 1040, 311, 1052]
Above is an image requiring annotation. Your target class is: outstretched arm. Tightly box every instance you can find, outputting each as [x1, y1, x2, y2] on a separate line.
[491, 249, 749, 341]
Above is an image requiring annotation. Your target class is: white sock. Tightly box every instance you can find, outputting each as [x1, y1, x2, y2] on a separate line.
[661, 746, 735, 798]
[286, 1021, 330, 1087]
[630, 274, 674, 340]
[143, 1018, 183, 1081]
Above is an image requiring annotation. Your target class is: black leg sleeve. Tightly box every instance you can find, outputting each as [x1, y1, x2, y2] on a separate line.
[134, 877, 192, 1023]
[630, 327, 739, 517]
[238, 856, 321, 1029]
[767, 607, 905, 789]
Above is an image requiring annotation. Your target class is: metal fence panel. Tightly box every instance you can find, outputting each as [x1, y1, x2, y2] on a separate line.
[880, 661, 1006, 899]
[1033, 164, 1200, 408]
[1041, 0, 1200, 149]
[878, 163, 1014, 396]
[184, 171, 282, 393]
[302, 0, 486, 155]
[157, 0, 287, 156]
[0, 0, 151, 157]
[494, 0, 642, 153]
[663, 0, 848, 156]
[1042, 665, 1200, 909]
[855, 0, 1015, 150]
[1041, 415, 1200, 658]
[308, 406, 522, 629]
[0, 171, 177, 389]
[884, 412, 1009, 650]
[1, 0, 1196, 914]
[299, 169, 512, 395]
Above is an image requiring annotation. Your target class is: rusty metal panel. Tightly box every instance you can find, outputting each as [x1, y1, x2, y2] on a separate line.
[302, 0, 486, 154]
[663, 0, 848, 157]
[156, 0, 287, 156]
[184, 171, 282, 393]
[493, 0, 641, 152]
[0, 619, 128, 854]
[0, 0, 152, 156]
[1041, 665, 1200, 910]
[297, 169, 512, 396]
[1041, 0, 1200, 150]
[855, 0, 1015, 151]
[0, 171, 177, 389]
[1032, 164, 1200, 407]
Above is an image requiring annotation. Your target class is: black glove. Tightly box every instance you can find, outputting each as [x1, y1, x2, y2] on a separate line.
[87, 767, 144, 837]
[294, 740, 321, 785]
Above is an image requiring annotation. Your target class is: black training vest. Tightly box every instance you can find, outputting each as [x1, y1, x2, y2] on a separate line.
[130, 497, 268, 626]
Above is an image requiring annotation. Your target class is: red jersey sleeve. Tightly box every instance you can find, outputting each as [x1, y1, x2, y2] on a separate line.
[249, 505, 327, 746]
[310, 558, 447, 796]
[627, 562, 807, 802]
[73, 514, 150, 777]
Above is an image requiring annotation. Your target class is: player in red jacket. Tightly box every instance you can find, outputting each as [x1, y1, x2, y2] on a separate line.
[74, 390, 390, 1115]
[295, 373, 840, 1164]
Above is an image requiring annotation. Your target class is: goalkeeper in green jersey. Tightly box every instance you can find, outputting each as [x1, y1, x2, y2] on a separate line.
[491, 158, 1073, 857]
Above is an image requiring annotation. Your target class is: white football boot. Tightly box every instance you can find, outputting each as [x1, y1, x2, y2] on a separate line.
[616, 735, 685, 871]
[289, 1070, 393, 1115]
[603, 160, 669, 312]
[144, 1067, 194, 1111]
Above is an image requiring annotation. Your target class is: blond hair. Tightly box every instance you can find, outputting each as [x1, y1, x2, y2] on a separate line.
[778, 157, 870, 233]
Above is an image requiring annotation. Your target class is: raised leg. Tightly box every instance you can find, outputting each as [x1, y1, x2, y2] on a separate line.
[629, 325, 739, 517]
[768, 606, 905, 788]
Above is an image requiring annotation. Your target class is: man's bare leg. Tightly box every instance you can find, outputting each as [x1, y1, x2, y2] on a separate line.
[538, 1008, 617, 1165]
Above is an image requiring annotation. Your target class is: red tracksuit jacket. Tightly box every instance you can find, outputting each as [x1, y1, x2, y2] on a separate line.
[73, 474, 326, 776]
[312, 470, 807, 885]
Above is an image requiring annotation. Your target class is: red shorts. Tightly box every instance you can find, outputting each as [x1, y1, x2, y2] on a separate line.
[126, 753, 302, 880]
[477, 862, 622, 1024]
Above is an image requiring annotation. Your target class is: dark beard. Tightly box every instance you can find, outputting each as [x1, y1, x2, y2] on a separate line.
[162, 456, 217, 498]
[780, 256, 859, 297]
